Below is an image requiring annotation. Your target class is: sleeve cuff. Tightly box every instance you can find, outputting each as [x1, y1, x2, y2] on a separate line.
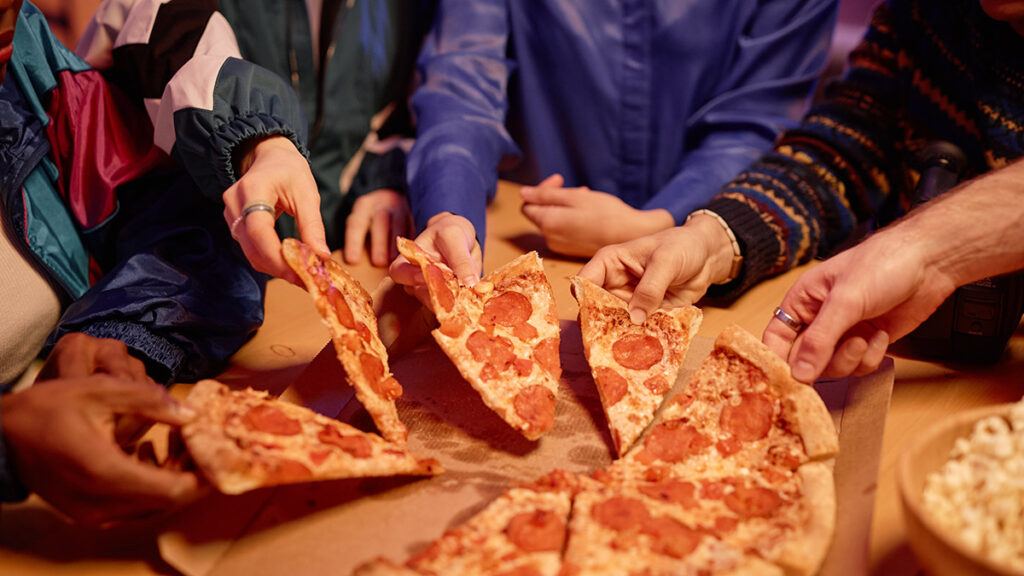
[78, 321, 187, 385]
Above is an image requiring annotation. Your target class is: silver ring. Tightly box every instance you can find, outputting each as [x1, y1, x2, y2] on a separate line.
[773, 306, 804, 333]
[230, 201, 276, 237]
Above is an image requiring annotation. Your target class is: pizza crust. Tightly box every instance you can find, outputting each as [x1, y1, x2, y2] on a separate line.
[767, 462, 837, 576]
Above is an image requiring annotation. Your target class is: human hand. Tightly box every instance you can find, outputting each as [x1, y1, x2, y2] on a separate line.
[762, 232, 956, 382]
[224, 136, 330, 284]
[343, 189, 413, 267]
[388, 212, 481, 306]
[1, 375, 206, 525]
[36, 333, 151, 384]
[578, 213, 741, 323]
[519, 174, 674, 257]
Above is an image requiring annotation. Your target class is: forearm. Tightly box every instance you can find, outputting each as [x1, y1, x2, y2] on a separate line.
[896, 160, 1024, 287]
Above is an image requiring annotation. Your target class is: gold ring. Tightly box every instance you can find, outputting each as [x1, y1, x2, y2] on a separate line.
[773, 307, 804, 333]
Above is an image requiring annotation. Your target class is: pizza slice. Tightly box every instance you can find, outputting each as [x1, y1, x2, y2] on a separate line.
[355, 470, 579, 576]
[396, 237, 561, 440]
[182, 379, 442, 495]
[570, 276, 702, 457]
[561, 475, 789, 576]
[282, 238, 407, 444]
[615, 324, 838, 478]
[603, 325, 838, 575]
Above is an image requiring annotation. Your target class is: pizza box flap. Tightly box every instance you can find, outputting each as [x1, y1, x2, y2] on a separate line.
[158, 325, 894, 576]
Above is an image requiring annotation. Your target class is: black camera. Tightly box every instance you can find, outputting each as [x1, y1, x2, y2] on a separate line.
[903, 142, 1024, 363]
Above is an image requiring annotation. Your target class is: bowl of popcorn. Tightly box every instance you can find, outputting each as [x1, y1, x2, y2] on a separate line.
[899, 398, 1024, 576]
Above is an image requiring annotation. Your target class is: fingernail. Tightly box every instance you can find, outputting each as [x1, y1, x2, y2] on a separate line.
[792, 361, 815, 383]
[462, 275, 478, 288]
[176, 403, 198, 420]
[629, 308, 646, 325]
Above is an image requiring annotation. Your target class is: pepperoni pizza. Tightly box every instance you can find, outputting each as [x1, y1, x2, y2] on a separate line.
[283, 238, 407, 443]
[396, 237, 561, 441]
[571, 276, 702, 457]
[181, 380, 442, 495]
[357, 470, 578, 576]
[353, 325, 838, 575]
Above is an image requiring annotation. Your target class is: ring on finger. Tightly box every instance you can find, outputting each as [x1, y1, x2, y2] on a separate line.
[773, 306, 805, 333]
[230, 201, 276, 238]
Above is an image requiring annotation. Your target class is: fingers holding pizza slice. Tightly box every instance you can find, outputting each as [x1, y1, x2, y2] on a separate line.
[396, 237, 561, 441]
[570, 275, 702, 457]
[282, 238, 407, 444]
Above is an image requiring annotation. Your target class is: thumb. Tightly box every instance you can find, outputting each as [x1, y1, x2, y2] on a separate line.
[294, 195, 331, 257]
[628, 272, 672, 325]
[536, 173, 564, 188]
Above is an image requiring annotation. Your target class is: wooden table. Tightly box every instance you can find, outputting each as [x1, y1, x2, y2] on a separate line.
[2, 181, 1023, 575]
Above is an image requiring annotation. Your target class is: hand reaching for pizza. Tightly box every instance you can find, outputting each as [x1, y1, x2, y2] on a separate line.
[36, 333, 152, 384]
[389, 212, 482, 306]
[519, 174, 674, 258]
[1, 375, 207, 525]
[578, 214, 738, 323]
[224, 135, 331, 285]
[343, 189, 413, 268]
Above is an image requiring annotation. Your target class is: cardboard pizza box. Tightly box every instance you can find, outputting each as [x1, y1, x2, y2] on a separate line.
[159, 324, 894, 576]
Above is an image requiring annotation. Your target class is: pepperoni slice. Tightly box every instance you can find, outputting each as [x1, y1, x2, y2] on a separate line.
[439, 315, 468, 338]
[638, 420, 711, 464]
[425, 264, 455, 313]
[533, 337, 561, 379]
[710, 516, 739, 537]
[643, 375, 670, 395]
[374, 376, 403, 401]
[638, 479, 698, 509]
[466, 330, 516, 369]
[514, 385, 556, 434]
[592, 496, 650, 532]
[309, 449, 332, 466]
[514, 357, 534, 376]
[716, 436, 743, 457]
[326, 286, 356, 329]
[482, 291, 533, 327]
[505, 510, 566, 552]
[723, 484, 784, 518]
[593, 366, 628, 406]
[720, 392, 774, 442]
[612, 333, 663, 371]
[318, 425, 373, 458]
[641, 516, 701, 559]
[512, 321, 539, 341]
[264, 457, 313, 484]
[242, 405, 302, 436]
[356, 322, 372, 343]
[359, 352, 385, 382]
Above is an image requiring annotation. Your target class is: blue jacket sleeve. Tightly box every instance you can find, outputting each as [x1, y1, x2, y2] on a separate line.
[45, 172, 267, 384]
[406, 0, 521, 245]
[644, 0, 839, 223]
[77, 0, 310, 203]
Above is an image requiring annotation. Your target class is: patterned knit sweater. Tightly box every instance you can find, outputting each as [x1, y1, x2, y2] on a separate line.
[706, 0, 1024, 298]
